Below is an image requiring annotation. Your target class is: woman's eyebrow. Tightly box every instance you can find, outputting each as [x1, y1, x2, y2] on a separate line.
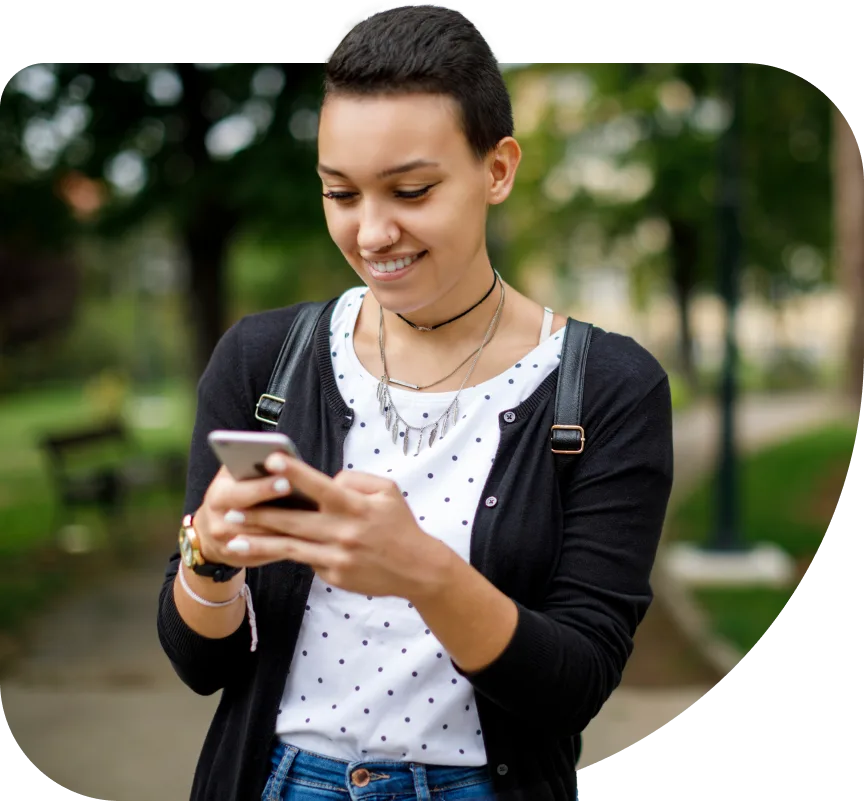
[317, 159, 441, 180]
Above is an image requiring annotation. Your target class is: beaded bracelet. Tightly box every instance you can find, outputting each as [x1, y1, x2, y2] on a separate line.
[178, 561, 258, 652]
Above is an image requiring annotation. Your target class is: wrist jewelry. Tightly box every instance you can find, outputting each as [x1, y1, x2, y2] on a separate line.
[178, 561, 258, 652]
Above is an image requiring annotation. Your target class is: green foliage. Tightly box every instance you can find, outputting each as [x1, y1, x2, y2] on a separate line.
[227, 228, 356, 317]
[501, 63, 834, 304]
[666, 370, 693, 411]
[693, 586, 793, 654]
[669, 419, 856, 654]
[670, 419, 856, 558]
[0, 382, 194, 530]
[0, 64, 330, 373]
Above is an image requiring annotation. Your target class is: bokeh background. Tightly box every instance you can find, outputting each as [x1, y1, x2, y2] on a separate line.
[0, 63, 861, 800]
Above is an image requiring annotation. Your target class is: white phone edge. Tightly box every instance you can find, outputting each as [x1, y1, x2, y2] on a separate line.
[206, 430, 303, 480]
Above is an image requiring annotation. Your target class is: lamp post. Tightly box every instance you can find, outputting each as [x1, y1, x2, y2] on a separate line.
[711, 62, 747, 552]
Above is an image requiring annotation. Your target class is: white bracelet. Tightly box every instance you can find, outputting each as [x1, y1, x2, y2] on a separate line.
[178, 562, 258, 652]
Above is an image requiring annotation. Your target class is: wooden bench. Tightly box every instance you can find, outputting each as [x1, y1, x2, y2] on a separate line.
[38, 420, 187, 553]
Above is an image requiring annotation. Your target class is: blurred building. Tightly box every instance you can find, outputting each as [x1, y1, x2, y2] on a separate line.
[530, 262, 850, 382]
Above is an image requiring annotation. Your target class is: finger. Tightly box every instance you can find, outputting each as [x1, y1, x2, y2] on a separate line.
[197, 521, 275, 564]
[209, 468, 297, 512]
[223, 531, 337, 570]
[277, 458, 365, 514]
[239, 508, 345, 544]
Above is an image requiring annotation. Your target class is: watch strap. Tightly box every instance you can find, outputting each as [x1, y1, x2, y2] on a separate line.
[181, 513, 243, 583]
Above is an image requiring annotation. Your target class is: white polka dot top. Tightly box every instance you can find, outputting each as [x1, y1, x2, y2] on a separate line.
[274, 285, 563, 765]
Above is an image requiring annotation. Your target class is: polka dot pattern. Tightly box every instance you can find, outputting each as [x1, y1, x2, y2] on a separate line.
[275, 285, 561, 765]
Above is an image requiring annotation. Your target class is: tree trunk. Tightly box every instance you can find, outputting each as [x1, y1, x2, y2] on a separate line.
[669, 218, 699, 393]
[832, 107, 864, 404]
[183, 206, 238, 379]
[174, 63, 241, 379]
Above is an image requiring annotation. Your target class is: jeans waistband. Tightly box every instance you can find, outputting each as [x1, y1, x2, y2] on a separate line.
[264, 738, 494, 800]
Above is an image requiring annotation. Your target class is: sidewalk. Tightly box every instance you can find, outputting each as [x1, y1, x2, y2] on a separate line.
[1, 390, 856, 798]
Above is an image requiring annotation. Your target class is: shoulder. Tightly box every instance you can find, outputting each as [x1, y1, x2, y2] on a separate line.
[574, 324, 670, 448]
[216, 285, 364, 373]
[210, 300, 327, 375]
[584, 325, 668, 394]
[199, 298, 342, 415]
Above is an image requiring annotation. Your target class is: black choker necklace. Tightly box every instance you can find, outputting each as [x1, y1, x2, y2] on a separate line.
[397, 270, 499, 332]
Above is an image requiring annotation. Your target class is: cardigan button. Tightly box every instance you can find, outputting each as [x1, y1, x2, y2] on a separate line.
[485, 496, 498, 508]
[503, 411, 516, 423]
[496, 764, 509, 775]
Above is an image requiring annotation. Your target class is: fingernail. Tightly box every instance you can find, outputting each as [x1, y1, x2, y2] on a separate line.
[267, 454, 288, 472]
[273, 478, 290, 494]
[224, 509, 246, 524]
[226, 537, 250, 553]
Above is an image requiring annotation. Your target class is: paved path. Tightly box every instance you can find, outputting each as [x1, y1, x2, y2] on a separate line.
[1, 390, 856, 798]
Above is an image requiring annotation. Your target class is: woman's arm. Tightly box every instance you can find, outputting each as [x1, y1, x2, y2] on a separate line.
[447, 362, 674, 737]
[156, 315, 265, 695]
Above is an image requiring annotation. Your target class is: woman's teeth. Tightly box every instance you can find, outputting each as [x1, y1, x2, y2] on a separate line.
[368, 252, 424, 272]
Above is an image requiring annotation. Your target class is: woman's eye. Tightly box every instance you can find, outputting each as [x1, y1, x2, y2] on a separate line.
[394, 185, 434, 199]
[322, 191, 357, 202]
[322, 184, 436, 203]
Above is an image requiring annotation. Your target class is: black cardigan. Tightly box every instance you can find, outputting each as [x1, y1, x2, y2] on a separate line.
[157, 298, 674, 801]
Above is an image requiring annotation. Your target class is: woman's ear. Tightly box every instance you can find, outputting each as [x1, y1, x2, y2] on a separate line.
[486, 137, 522, 206]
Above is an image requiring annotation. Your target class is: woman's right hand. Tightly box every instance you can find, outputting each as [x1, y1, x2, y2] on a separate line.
[190, 463, 296, 569]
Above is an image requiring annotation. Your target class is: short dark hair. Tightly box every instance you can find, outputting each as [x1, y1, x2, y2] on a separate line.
[323, 5, 514, 161]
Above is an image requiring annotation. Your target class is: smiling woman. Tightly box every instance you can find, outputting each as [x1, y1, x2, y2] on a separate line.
[156, 6, 673, 801]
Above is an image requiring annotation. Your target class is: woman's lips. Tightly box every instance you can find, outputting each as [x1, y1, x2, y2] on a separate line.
[365, 251, 427, 282]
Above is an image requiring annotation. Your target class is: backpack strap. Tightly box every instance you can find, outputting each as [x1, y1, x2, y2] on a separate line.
[551, 318, 593, 470]
[255, 300, 333, 431]
[256, 301, 592, 469]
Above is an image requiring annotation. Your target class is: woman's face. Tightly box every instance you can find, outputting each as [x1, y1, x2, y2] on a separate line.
[317, 92, 508, 316]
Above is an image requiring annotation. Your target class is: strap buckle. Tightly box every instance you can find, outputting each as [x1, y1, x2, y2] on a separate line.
[550, 424, 585, 455]
[255, 393, 285, 426]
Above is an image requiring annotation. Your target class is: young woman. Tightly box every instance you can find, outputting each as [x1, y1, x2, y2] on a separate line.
[158, 6, 674, 801]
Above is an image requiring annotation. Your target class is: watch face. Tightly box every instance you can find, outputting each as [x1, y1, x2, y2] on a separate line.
[179, 530, 195, 568]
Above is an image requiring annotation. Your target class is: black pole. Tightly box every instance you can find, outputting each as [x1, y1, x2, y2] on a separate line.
[710, 62, 747, 552]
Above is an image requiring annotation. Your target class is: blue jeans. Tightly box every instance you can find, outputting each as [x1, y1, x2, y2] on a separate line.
[262, 739, 497, 800]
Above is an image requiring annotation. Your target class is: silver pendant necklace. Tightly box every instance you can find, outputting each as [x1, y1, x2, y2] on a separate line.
[376, 272, 505, 455]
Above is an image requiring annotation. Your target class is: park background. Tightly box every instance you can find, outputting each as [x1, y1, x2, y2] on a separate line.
[0, 63, 861, 800]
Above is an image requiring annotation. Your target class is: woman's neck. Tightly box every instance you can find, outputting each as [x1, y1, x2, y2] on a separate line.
[364, 269, 505, 356]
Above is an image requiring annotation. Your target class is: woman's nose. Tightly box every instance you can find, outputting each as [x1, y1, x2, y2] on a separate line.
[358, 231, 397, 254]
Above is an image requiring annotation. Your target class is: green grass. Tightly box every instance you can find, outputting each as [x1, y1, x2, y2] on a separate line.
[669, 419, 858, 653]
[692, 586, 794, 654]
[0, 382, 195, 636]
[670, 420, 858, 557]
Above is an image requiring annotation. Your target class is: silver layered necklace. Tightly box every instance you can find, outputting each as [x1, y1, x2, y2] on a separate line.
[376, 271, 506, 455]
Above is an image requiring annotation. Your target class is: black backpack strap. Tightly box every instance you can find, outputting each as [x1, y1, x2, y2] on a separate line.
[551, 317, 593, 470]
[255, 300, 333, 431]
[257, 301, 592, 459]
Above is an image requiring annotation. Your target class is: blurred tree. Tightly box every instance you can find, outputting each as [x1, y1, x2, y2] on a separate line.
[0, 82, 82, 359]
[0, 246, 79, 354]
[502, 64, 834, 392]
[832, 107, 864, 403]
[0, 64, 326, 376]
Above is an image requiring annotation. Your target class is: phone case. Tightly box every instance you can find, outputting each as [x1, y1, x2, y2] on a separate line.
[207, 431, 319, 511]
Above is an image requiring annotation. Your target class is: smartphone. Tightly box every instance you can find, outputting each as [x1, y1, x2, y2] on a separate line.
[207, 430, 319, 511]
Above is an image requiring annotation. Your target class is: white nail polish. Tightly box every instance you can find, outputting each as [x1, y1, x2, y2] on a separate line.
[268, 455, 288, 472]
[227, 538, 250, 553]
[224, 509, 246, 524]
[274, 478, 290, 494]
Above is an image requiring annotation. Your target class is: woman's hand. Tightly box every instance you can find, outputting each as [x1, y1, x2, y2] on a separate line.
[195, 453, 454, 601]
[191, 460, 309, 570]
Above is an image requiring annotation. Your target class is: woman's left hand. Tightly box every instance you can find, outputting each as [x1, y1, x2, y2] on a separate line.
[226, 453, 453, 602]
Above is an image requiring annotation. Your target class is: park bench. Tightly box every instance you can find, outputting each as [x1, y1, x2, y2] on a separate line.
[38, 419, 187, 553]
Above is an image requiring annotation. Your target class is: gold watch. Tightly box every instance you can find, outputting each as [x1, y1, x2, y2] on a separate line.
[178, 513, 242, 583]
